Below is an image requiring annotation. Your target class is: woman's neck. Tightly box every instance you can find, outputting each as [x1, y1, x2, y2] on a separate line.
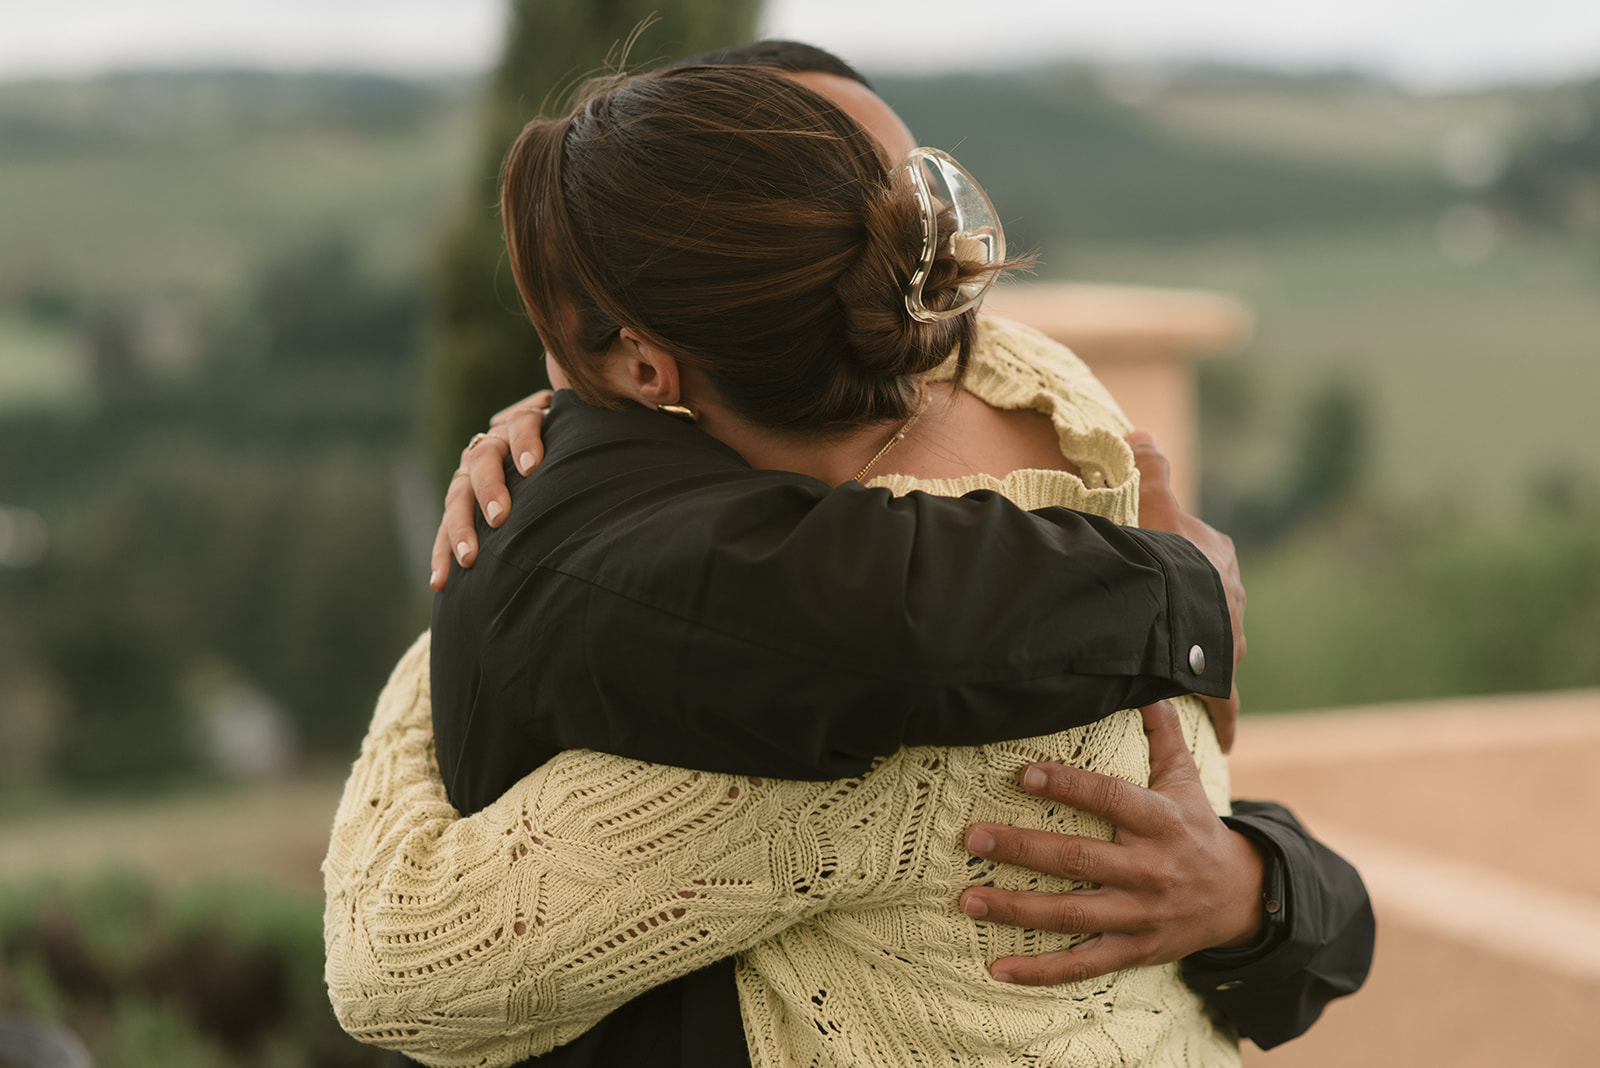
[728, 382, 1085, 486]
[698, 406, 908, 486]
[673, 363, 922, 485]
[689, 378, 1074, 487]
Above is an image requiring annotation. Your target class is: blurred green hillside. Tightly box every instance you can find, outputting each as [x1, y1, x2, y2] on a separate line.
[0, 63, 1596, 792]
[876, 68, 1446, 247]
[0, 71, 479, 299]
[0, 73, 454, 792]
[7, 66, 1595, 507]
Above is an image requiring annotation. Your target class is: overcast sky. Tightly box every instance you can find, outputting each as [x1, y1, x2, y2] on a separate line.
[2, 0, 1598, 89]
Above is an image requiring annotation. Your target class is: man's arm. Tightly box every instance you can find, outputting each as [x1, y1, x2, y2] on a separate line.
[432, 394, 1233, 784]
[1182, 801, 1375, 1048]
[332, 656, 1367, 1062]
[957, 703, 1374, 1048]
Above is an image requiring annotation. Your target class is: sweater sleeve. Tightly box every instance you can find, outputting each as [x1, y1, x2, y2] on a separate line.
[324, 635, 920, 1067]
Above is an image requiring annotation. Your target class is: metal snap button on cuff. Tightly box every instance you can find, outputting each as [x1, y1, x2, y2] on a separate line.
[1188, 644, 1206, 674]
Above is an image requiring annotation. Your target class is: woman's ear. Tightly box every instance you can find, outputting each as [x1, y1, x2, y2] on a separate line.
[603, 329, 683, 406]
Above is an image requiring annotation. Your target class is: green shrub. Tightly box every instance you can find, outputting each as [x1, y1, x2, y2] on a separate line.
[1239, 490, 1600, 711]
[0, 874, 384, 1068]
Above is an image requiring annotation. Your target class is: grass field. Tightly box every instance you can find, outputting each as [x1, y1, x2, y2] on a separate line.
[0, 95, 479, 300]
[1066, 223, 1600, 515]
[4, 71, 1594, 510]
[1059, 218, 1600, 713]
[0, 315, 87, 411]
[1140, 79, 1520, 178]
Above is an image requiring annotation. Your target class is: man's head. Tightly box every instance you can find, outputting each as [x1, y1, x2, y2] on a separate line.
[669, 40, 872, 87]
[670, 39, 917, 161]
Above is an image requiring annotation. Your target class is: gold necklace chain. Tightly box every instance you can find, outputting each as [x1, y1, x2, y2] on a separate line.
[854, 389, 930, 483]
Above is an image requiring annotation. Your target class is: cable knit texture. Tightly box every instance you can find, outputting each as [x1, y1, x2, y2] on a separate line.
[323, 316, 1239, 1068]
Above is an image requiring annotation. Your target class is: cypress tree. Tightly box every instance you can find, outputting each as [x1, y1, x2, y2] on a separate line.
[424, 0, 761, 477]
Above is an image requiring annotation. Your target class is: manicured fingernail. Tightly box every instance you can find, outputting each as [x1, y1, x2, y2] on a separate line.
[992, 970, 1014, 983]
[519, 452, 536, 474]
[455, 541, 470, 564]
[1022, 766, 1048, 792]
[486, 500, 502, 523]
[429, 569, 439, 586]
[966, 828, 995, 855]
[961, 894, 988, 919]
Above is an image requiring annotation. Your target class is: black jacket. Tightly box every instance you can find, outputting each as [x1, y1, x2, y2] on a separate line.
[420, 394, 1371, 1067]
[1192, 802, 1374, 1048]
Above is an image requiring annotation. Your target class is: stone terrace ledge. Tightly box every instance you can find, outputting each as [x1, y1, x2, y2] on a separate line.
[1230, 688, 1600, 1067]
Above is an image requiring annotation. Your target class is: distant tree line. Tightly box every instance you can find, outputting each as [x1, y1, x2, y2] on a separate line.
[0, 70, 449, 153]
[1498, 78, 1600, 247]
[0, 236, 423, 785]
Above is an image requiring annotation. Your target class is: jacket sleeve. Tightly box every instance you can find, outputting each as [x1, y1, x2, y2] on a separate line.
[1181, 800, 1375, 1048]
[325, 636, 928, 1067]
[436, 397, 1235, 785]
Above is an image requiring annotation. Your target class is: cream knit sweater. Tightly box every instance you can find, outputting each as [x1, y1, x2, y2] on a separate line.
[323, 318, 1240, 1068]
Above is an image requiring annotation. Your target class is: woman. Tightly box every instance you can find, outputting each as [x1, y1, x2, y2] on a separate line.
[326, 63, 1253, 1067]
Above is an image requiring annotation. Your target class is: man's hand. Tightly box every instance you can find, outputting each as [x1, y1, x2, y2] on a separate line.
[1127, 430, 1244, 751]
[429, 391, 553, 591]
[958, 701, 1266, 985]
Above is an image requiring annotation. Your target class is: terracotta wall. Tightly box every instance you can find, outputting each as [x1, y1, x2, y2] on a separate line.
[982, 282, 1252, 511]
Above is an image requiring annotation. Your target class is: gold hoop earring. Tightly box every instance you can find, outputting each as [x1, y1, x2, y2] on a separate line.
[657, 403, 699, 424]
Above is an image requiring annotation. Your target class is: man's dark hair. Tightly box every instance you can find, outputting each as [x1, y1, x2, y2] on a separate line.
[666, 39, 872, 90]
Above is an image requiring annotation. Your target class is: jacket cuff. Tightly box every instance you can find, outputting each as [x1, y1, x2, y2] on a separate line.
[1186, 816, 1289, 971]
[1182, 801, 1375, 1049]
[1126, 528, 1232, 699]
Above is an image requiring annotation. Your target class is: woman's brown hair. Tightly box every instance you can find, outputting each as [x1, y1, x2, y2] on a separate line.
[500, 64, 1012, 432]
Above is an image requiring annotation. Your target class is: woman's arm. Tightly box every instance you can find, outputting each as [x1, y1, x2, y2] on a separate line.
[324, 635, 924, 1067]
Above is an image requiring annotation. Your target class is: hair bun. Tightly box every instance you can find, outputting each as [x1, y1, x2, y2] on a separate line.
[834, 185, 971, 382]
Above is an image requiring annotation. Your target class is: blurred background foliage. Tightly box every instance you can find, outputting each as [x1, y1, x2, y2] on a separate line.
[0, 8, 1597, 793]
[0, 1, 763, 795]
[0, 4, 1596, 1061]
[0, 874, 383, 1067]
[0, 3, 767, 1057]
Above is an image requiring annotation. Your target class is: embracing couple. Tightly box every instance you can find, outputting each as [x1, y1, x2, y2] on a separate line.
[323, 39, 1373, 1068]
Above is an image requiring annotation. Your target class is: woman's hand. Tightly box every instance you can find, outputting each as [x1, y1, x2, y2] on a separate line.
[958, 701, 1267, 985]
[1127, 430, 1245, 751]
[429, 390, 554, 591]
